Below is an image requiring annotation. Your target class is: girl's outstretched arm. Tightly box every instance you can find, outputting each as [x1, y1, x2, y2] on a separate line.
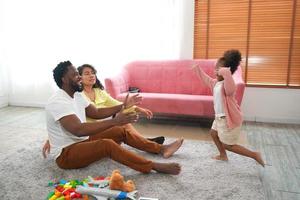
[192, 64, 214, 88]
[218, 68, 236, 96]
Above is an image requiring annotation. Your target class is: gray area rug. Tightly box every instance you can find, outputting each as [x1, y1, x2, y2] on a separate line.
[0, 136, 264, 200]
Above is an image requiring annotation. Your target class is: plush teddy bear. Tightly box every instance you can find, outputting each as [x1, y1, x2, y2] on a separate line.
[109, 170, 136, 192]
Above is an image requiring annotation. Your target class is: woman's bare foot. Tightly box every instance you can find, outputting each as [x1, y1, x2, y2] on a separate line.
[254, 152, 265, 167]
[212, 154, 228, 161]
[152, 162, 181, 175]
[161, 138, 184, 158]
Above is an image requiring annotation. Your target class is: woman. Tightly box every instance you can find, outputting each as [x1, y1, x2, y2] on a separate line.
[78, 64, 165, 142]
[43, 64, 165, 157]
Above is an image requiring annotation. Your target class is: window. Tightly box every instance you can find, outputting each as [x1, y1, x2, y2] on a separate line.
[194, 0, 300, 88]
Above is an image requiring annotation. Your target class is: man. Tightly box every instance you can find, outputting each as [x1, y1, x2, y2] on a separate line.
[45, 61, 183, 174]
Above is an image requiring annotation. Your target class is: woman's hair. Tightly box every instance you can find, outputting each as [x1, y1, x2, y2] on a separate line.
[77, 64, 104, 90]
[222, 49, 242, 74]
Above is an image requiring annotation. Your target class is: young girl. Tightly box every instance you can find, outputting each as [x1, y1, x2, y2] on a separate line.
[192, 49, 264, 167]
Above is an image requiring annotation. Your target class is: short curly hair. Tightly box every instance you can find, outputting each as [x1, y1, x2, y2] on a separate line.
[53, 61, 72, 88]
[223, 49, 242, 74]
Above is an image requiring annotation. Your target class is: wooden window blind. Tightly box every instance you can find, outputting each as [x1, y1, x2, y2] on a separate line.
[194, 0, 300, 88]
[194, 0, 209, 59]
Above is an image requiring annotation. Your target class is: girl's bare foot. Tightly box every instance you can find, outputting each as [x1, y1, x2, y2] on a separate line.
[161, 138, 184, 158]
[254, 152, 265, 167]
[212, 155, 228, 161]
[152, 162, 181, 175]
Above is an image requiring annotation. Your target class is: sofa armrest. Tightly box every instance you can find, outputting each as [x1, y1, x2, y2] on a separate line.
[105, 71, 129, 99]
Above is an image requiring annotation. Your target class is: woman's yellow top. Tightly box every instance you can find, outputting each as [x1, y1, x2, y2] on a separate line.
[82, 88, 136, 122]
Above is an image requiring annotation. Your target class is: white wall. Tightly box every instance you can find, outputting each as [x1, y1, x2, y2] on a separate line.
[0, 65, 9, 108]
[3, 0, 189, 108]
[178, 0, 194, 59]
[0, 0, 8, 108]
[242, 88, 300, 124]
[0, 81, 9, 107]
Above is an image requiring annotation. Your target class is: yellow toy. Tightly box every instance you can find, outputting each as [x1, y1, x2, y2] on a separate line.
[109, 170, 136, 192]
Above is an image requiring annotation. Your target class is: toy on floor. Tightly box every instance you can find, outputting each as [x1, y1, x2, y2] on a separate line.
[46, 179, 86, 200]
[47, 170, 138, 200]
[76, 185, 138, 200]
[87, 176, 110, 188]
[76, 170, 137, 200]
[109, 169, 136, 192]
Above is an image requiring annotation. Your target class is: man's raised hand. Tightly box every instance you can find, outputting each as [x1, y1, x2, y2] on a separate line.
[113, 112, 139, 125]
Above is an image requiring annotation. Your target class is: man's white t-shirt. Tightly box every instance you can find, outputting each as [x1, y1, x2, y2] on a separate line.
[46, 89, 90, 158]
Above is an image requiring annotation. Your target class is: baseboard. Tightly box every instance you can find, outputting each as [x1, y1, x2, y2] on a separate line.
[244, 115, 300, 125]
[8, 101, 45, 108]
[0, 102, 8, 108]
[0, 95, 8, 108]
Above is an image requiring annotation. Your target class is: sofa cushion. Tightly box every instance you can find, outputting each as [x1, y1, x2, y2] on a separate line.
[125, 60, 215, 95]
[117, 92, 214, 117]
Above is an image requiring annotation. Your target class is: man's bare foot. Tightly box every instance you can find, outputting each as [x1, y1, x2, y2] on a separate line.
[161, 138, 184, 158]
[254, 152, 265, 167]
[152, 162, 181, 175]
[212, 155, 228, 161]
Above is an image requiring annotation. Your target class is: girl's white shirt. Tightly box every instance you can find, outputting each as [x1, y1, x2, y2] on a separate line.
[213, 81, 225, 117]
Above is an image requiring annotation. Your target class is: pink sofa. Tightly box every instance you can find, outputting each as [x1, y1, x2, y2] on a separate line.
[105, 60, 245, 118]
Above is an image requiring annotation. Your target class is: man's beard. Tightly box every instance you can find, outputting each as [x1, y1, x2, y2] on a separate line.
[72, 83, 83, 92]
